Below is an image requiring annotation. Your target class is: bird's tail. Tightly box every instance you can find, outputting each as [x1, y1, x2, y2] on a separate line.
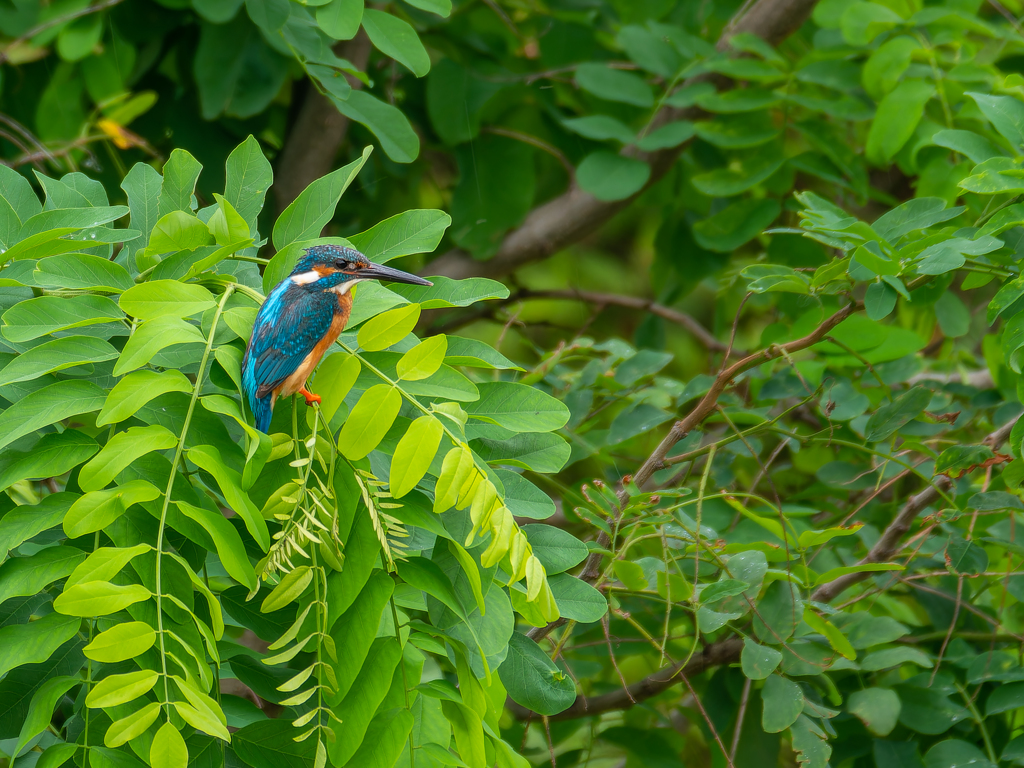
[253, 396, 273, 434]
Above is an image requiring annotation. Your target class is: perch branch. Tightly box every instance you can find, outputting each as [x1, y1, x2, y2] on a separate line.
[811, 416, 1018, 603]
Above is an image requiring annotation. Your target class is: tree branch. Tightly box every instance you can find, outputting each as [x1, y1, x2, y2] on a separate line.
[509, 637, 743, 721]
[274, 31, 372, 215]
[426, 0, 819, 281]
[527, 298, 860, 643]
[810, 416, 1018, 603]
[429, 287, 737, 354]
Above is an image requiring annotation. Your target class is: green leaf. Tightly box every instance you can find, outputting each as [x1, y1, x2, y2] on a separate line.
[575, 63, 653, 107]
[67, 544, 151, 589]
[465, 382, 569, 433]
[740, 637, 782, 680]
[388, 276, 508, 309]
[0, 547, 86, 608]
[87, 669, 160, 709]
[562, 115, 636, 144]
[474, 433, 570, 473]
[63, 480, 162, 538]
[969, 92, 1024, 151]
[0, 492, 75, 559]
[159, 149, 202, 217]
[330, 638, 403, 765]
[188, 445, 270, 551]
[113, 316, 206, 375]
[79, 425, 177, 492]
[332, 92, 420, 164]
[104, 701, 161, 749]
[873, 197, 962, 243]
[498, 632, 576, 716]
[317, 0, 363, 39]
[397, 335, 447, 381]
[150, 721, 188, 768]
[547, 573, 606, 623]
[761, 674, 803, 732]
[261, 566, 312, 613]
[1, 294, 124, 343]
[0, 431, 98, 493]
[985, 681, 1024, 715]
[390, 415, 444, 498]
[916, 236, 1001, 275]
[865, 281, 897, 320]
[636, 120, 696, 150]
[14, 675, 79, 757]
[0, 380, 106, 455]
[693, 198, 780, 252]
[147, 211, 213, 254]
[34, 252, 134, 292]
[233, 720, 316, 768]
[84, 622, 157, 663]
[691, 151, 784, 197]
[945, 535, 989, 575]
[357, 303, 421, 351]
[438, 701, 487, 767]
[0, 336, 117, 387]
[575, 152, 650, 202]
[802, 606, 856, 660]
[848, 687, 901, 736]
[924, 740, 994, 768]
[522, 525, 587, 574]
[753, 581, 801, 644]
[340, 708, 414, 768]
[176, 501, 256, 590]
[119, 280, 216, 320]
[327, 571, 394, 699]
[348, 209, 451, 264]
[97, 369, 193, 426]
[361, 9, 430, 77]
[0, 612, 81, 678]
[272, 146, 372, 252]
[404, 0, 449, 15]
[54, 581, 150, 617]
[841, 1, 902, 45]
[862, 36, 918, 100]
[933, 129, 1003, 164]
[865, 386, 932, 442]
[866, 79, 935, 165]
[339, 384, 403, 460]
[445, 337, 522, 370]
[121, 162, 162, 265]
[225, 135, 273, 233]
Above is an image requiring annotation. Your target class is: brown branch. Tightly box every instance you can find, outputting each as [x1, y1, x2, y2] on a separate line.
[527, 298, 860, 644]
[426, 0, 819, 281]
[274, 31, 373, 215]
[509, 637, 743, 721]
[810, 416, 1017, 603]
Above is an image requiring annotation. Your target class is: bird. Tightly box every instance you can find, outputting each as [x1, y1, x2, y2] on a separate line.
[242, 244, 432, 433]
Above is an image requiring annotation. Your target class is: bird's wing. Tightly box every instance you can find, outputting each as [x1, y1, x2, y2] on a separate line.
[246, 284, 335, 398]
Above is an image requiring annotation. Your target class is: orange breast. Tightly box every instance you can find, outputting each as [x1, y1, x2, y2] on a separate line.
[275, 291, 353, 398]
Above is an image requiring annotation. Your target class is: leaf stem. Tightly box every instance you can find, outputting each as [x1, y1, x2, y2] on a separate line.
[153, 285, 234, 715]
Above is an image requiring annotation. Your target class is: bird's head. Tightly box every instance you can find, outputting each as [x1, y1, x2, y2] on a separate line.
[289, 244, 433, 293]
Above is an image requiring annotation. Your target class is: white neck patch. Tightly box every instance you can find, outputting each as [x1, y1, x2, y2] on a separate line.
[290, 270, 322, 286]
[330, 278, 364, 296]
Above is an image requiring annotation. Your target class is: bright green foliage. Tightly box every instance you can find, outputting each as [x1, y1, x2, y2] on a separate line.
[0, 141, 569, 767]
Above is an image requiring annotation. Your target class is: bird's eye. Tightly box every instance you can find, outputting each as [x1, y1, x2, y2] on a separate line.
[334, 259, 349, 270]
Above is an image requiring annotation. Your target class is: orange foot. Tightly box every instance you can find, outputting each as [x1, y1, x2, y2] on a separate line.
[299, 387, 321, 407]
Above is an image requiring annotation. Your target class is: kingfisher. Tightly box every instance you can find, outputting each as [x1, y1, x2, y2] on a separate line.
[242, 244, 432, 433]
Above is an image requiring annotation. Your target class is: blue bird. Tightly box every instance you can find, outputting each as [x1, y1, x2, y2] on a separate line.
[242, 244, 432, 433]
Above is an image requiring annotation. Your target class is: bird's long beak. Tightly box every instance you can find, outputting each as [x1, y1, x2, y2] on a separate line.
[361, 262, 433, 287]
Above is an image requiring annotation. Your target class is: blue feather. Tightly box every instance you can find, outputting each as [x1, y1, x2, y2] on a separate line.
[242, 280, 335, 432]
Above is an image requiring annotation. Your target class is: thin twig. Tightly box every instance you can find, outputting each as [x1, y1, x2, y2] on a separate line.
[0, 0, 126, 64]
